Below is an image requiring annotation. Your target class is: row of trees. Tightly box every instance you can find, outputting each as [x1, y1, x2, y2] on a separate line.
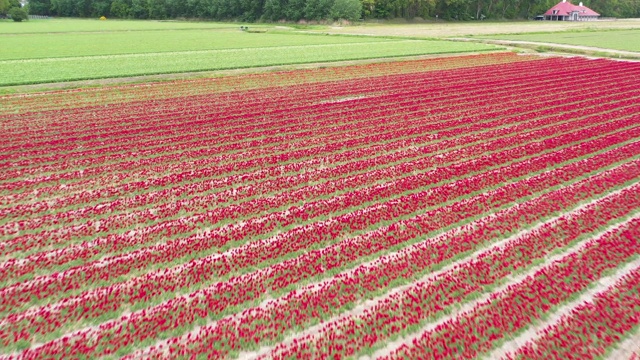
[25, 0, 640, 22]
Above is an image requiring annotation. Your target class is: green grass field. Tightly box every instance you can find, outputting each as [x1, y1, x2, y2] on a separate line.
[0, 18, 254, 33]
[0, 18, 496, 86]
[477, 29, 640, 52]
[0, 30, 391, 60]
[0, 40, 494, 86]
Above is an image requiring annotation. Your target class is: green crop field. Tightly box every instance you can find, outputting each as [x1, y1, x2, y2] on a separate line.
[477, 29, 640, 52]
[0, 19, 496, 86]
[0, 30, 391, 60]
[0, 39, 494, 86]
[0, 18, 252, 33]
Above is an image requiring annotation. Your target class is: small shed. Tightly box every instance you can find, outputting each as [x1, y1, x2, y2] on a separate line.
[544, 0, 600, 21]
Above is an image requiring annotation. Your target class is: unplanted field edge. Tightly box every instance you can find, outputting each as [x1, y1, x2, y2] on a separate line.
[0, 49, 507, 95]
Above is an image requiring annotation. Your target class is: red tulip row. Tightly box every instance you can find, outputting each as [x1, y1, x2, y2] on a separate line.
[2, 52, 516, 118]
[505, 264, 640, 360]
[0, 54, 557, 157]
[260, 183, 640, 360]
[2, 56, 623, 201]
[12, 156, 640, 358]
[2, 114, 637, 314]
[4, 75, 614, 215]
[2, 55, 640, 359]
[5, 77, 638, 240]
[2, 72, 463, 161]
[4, 98, 637, 286]
[4, 58, 620, 170]
[380, 218, 640, 360]
[0, 53, 553, 141]
[8, 95, 636, 259]
[3, 139, 638, 354]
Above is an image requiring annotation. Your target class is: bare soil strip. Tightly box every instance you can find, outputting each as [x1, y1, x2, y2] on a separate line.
[605, 328, 640, 360]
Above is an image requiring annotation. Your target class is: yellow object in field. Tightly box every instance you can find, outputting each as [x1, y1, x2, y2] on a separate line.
[100, 16, 107, 20]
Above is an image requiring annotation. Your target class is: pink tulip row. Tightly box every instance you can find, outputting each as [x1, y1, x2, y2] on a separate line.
[505, 265, 640, 360]
[3, 138, 638, 355]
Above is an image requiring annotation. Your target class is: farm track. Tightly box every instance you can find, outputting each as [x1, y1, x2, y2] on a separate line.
[2, 52, 639, 358]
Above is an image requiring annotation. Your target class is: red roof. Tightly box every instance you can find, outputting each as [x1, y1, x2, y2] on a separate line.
[544, 1, 600, 16]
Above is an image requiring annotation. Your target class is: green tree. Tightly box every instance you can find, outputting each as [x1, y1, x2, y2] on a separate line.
[285, 0, 305, 20]
[304, 0, 333, 19]
[147, 0, 168, 18]
[51, 0, 76, 16]
[619, 0, 640, 17]
[330, 0, 361, 19]
[130, 0, 148, 18]
[91, 0, 110, 16]
[25, 0, 51, 15]
[372, 0, 392, 17]
[262, 0, 287, 20]
[0, 0, 11, 16]
[74, 0, 92, 16]
[165, 0, 187, 17]
[110, 0, 131, 17]
[9, 6, 28, 20]
[360, 0, 374, 18]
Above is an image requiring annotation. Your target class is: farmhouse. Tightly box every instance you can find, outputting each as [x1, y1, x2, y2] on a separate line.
[544, 0, 600, 21]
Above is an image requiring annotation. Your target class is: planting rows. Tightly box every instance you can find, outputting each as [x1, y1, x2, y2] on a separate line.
[1, 54, 639, 359]
[504, 264, 640, 360]
[0, 52, 529, 115]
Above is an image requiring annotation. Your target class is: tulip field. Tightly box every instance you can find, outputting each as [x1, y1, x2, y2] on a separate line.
[1, 52, 640, 359]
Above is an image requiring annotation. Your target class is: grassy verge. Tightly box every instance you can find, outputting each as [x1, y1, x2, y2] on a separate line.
[474, 29, 640, 52]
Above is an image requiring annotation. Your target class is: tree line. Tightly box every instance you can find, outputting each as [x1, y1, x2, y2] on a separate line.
[24, 0, 640, 22]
